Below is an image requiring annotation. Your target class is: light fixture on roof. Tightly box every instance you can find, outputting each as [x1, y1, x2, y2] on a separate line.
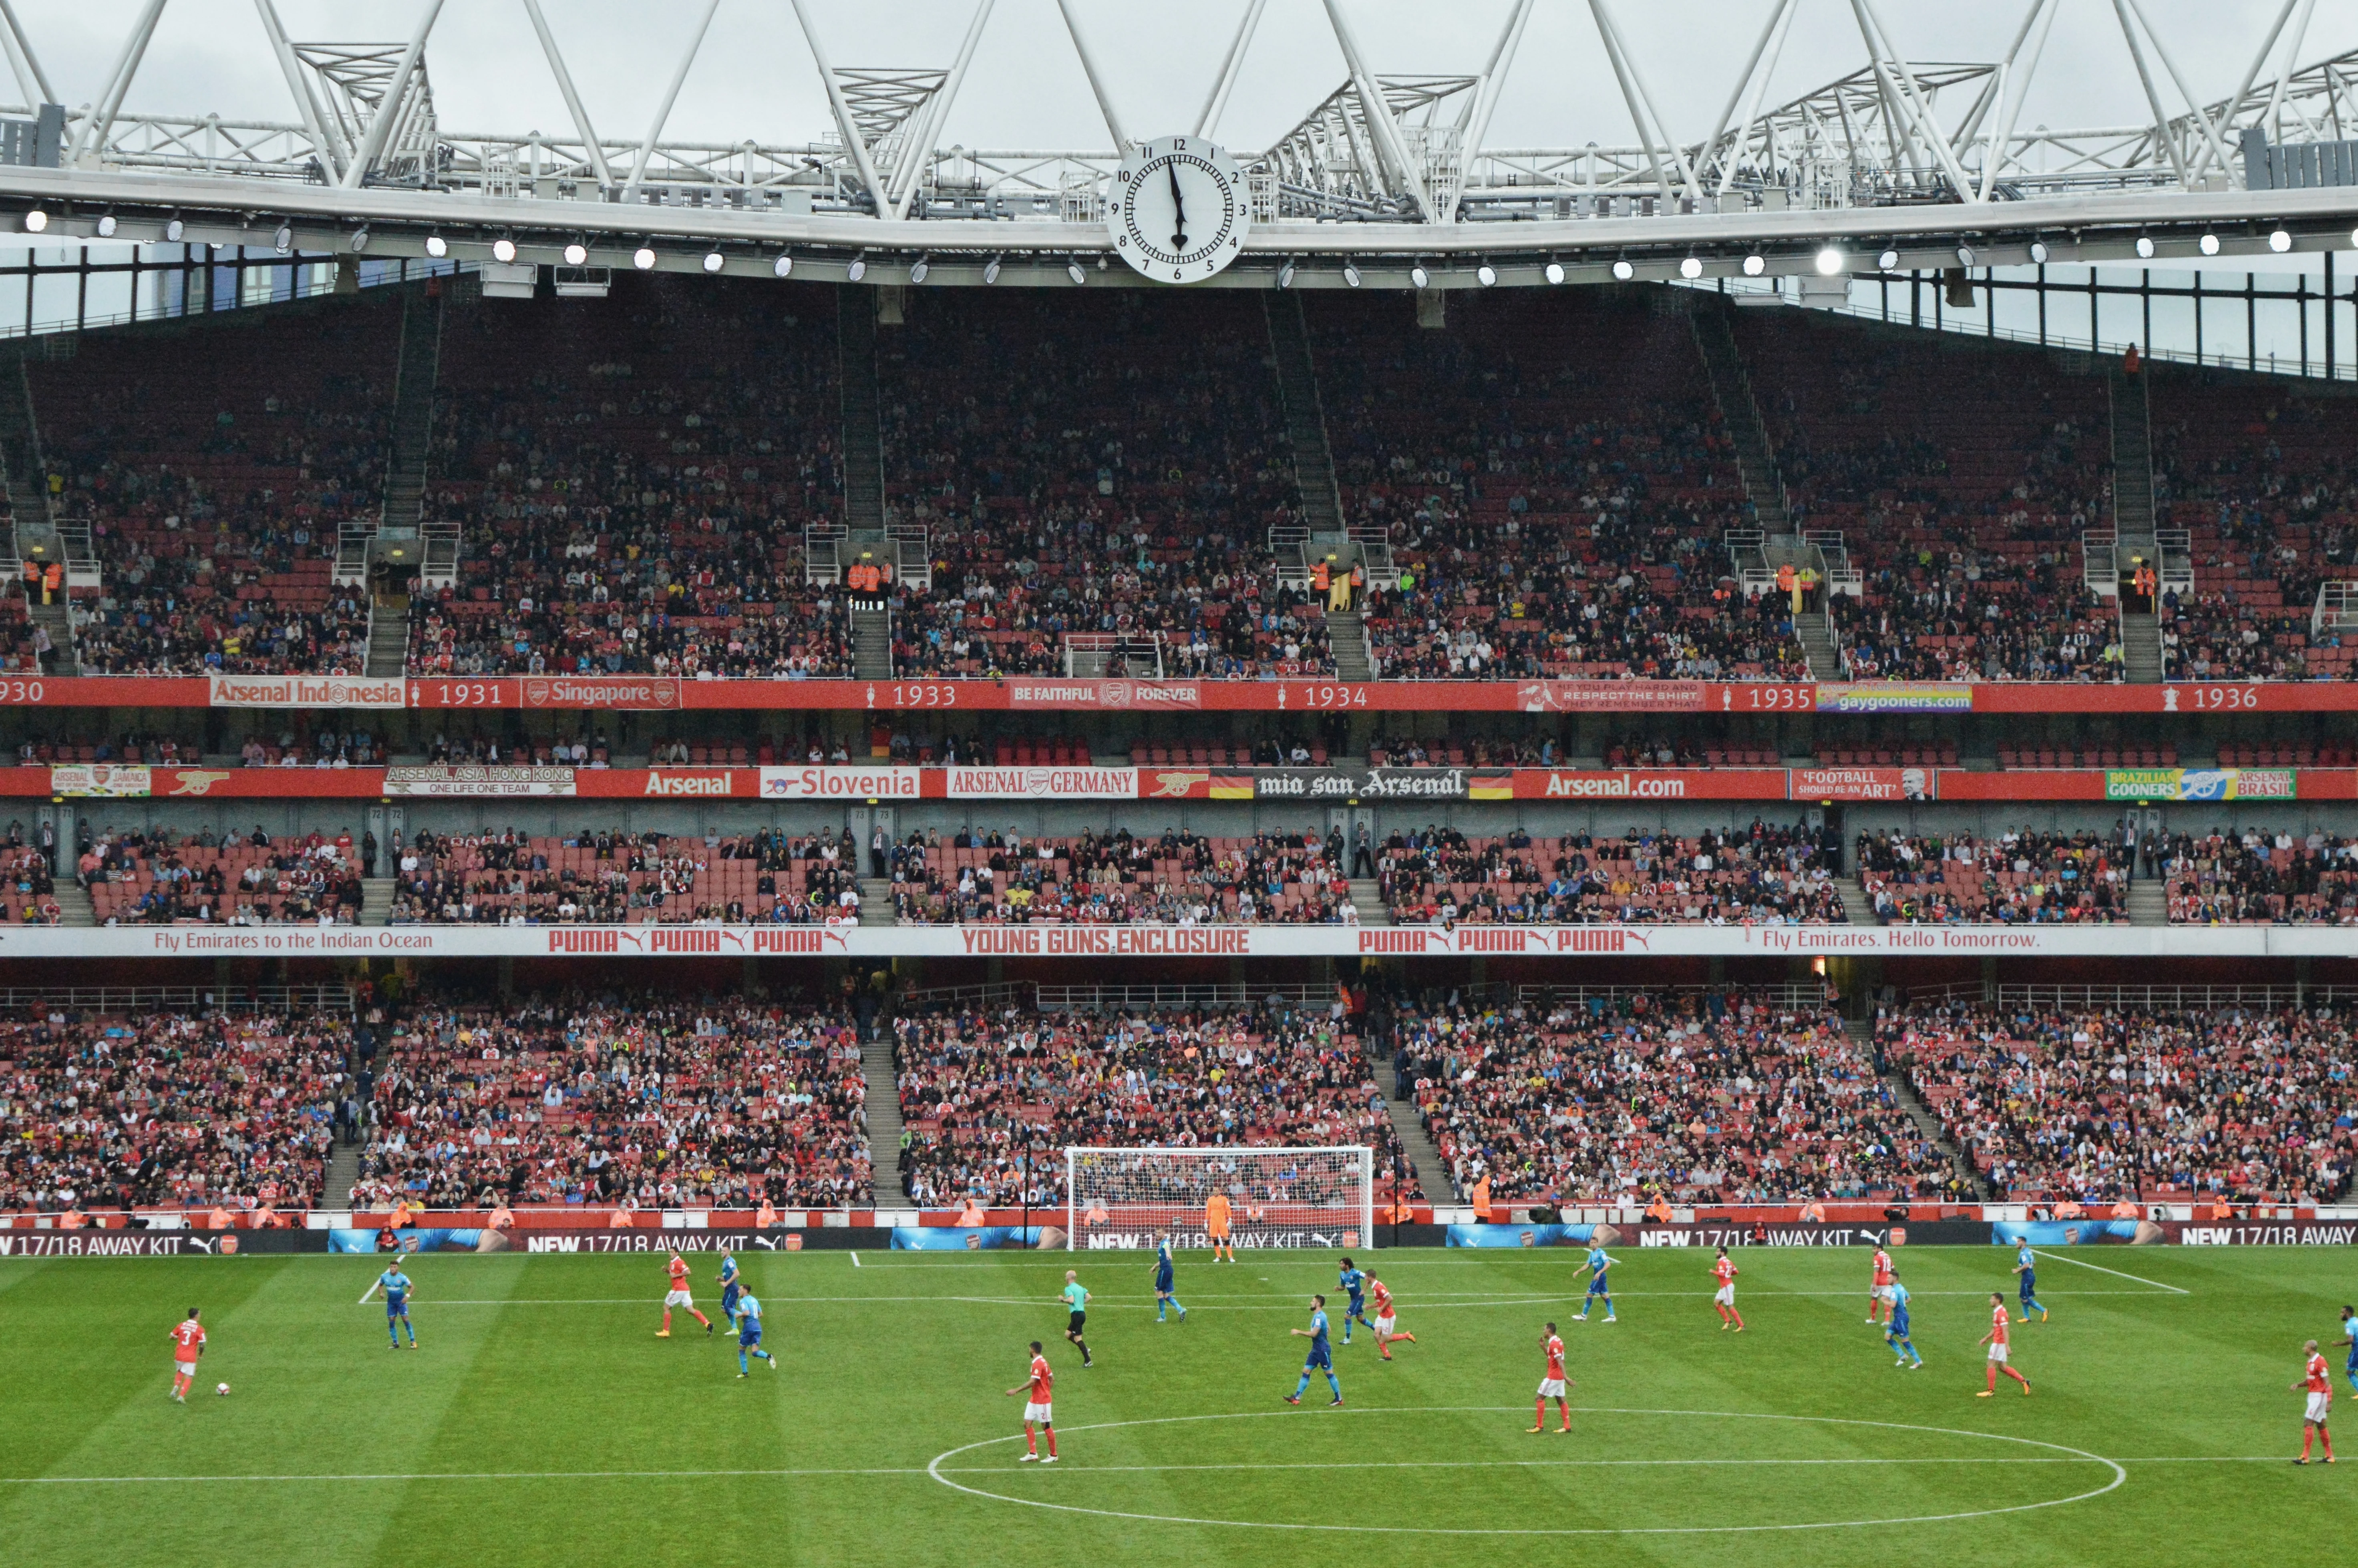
[772, 253, 794, 278]
[1955, 244, 1975, 267]
[563, 242, 588, 266]
[1543, 260, 1564, 285]
[1342, 262, 1362, 288]
[1814, 245, 1845, 276]
[983, 255, 1004, 284]
[1278, 260, 1296, 288]
[1409, 264, 1431, 288]
[1476, 262, 1498, 286]
[702, 250, 725, 273]
[491, 237, 518, 263]
[1610, 258, 1634, 281]
[274, 223, 294, 253]
[632, 246, 657, 270]
[424, 233, 447, 258]
[2197, 232, 2220, 256]
[845, 254, 867, 282]
[165, 217, 185, 242]
[1066, 258, 1086, 284]
[2270, 228, 2294, 253]
[908, 255, 929, 283]
[2135, 235, 2156, 259]
[1742, 254, 1765, 276]
[2028, 240, 2050, 264]
[1875, 248, 1899, 271]
[19, 209, 45, 233]
[96, 214, 117, 238]
[1678, 256, 1702, 280]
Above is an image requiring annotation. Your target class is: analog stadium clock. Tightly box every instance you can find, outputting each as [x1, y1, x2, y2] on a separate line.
[1107, 135, 1251, 284]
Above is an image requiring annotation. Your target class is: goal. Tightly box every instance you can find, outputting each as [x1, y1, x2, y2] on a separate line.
[1063, 1145, 1375, 1252]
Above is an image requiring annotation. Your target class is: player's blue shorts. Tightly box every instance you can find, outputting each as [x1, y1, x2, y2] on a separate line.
[1347, 1295, 1366, 1315]
[1304, 1344, 1332, 1371]
[739, 1326, 762, 1348]
[1155, 1270, 1174, 1292]
[1586, 1277, 1611, 1296]
[721, 1283, 742, 1313]
[1888, 1312, 1911, 1339]
[2018, 1276, 2037, 1298]
[386, 1297, 408, 1318]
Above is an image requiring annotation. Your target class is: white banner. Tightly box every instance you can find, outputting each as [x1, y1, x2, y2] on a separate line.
[51, 763, 151, 797]
[946, 766, 1139, 799]
[208, 674, 407, 709]
[758, 766, 923, 800]
[385, 766, 577, 797]
[0, 921, 2328, 960]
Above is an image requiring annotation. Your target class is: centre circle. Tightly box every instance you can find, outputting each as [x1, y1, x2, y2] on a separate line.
[926, 1407, 2127, 1536]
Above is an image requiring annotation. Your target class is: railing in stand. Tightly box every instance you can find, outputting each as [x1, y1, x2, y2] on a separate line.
[0, 984, 356, 1014]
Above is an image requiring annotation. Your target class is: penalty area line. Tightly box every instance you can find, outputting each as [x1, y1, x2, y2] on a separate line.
[2030, 1250, 2190, 1295]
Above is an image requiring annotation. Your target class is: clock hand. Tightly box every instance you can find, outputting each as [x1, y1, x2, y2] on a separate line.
[1167, 162, 1188, 251]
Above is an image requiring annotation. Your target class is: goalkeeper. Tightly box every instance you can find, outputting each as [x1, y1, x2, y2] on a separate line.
[1152, 1235, 1188, 1323]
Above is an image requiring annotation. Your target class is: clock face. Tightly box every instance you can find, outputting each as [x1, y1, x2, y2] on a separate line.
[1109, 135, 1251, 284]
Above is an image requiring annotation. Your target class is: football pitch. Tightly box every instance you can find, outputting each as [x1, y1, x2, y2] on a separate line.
[0, 1244, 2347, 1568]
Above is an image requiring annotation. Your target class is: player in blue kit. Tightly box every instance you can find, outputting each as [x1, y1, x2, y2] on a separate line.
[1573, 1244, 1616, 1323]
[717, 1253, 742, 1321]
[2341, 1305, 2356, 1394]
[1886, 1277, 1923, 1368]
[1337, 1257, 1372, 1343]
[732, 1291, 777, 1377]
[2013, 1241, 2049, 1322]
[1285, 1293, 1343, 1406]
[374, 1265, 417, 1349]
[1152, 1236, 1187, 1323]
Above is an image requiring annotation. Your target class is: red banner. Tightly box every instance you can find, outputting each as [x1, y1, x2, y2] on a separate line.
[1788, 766, 1929, 802]
[1511, 769, 1792, 801]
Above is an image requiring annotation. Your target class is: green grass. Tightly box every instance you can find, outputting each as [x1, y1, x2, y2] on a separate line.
[0, 1244, 2348, 1567]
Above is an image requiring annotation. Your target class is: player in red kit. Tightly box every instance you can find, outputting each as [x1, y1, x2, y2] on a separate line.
[656, 1252, 713, 1338]
[1529, 1322, 1572, 1433]
[1004, 1340, 1058, 1463]
[1711, 1247, 1745, 1331]
[2293, 1339, 2335, 1464]
[167, 1308, 206, 1403]
[1978, 1292, 2032, 1396]
[1867, 1245, 1894, 1324]
[1368, 1274, 1416, 1361]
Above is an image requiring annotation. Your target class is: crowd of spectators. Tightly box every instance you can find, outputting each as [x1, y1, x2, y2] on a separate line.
[887, 826, 1352, 926]
[1394, 991, 1950, 1203]
[1378, 823, 1845, 925]
[31, 294, 396, 674]
[356, 993, 869, 1208]
[889, 998, 1414, 1205]
[84, 825, 364, 926]
[411, 276, 855, 679]
[0, 1006, 350, 1211]
[1602, 734, 1781, 769]
[2161, 827, 2358, 924]
[387, 827, 863, 926]
[1877, 999, 2358, 1202]
[1854, 830, 2131, 924]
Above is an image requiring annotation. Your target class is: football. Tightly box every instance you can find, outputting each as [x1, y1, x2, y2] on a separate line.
[215, 1383, 229, 1397]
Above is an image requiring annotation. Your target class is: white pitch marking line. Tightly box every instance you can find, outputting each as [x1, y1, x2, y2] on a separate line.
[849, 1252, 859, 1267]
[2030, 1248, 2190, 1294]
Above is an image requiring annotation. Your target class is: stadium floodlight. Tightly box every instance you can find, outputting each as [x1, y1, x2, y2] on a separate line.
[1742, 254, 1765, 276]
[1476, 262, 1498, 286]
[1875, 248, 1899, 271]
[1543, 261, 1564, 285]
[1955, 245, 1975, 267]
[1409, 264, 1431, 288]
[2028, 240, 2049, 264]
[274, 224, 293, 253]
[19, 209, 43, 233]
[983, 255, 1003, 284]
[349, 228, 368, 252]
[1066, 258, 1086, 284]
[1814, 245, 1845, 275]
[771, 253, 794, 278]
[165, 217, 184, 242]
[908, 255, 929, 283]
[2271, 228, 2294, 253]
[1278, 260, 1296, 288]
[1610, 259, 1634, 281]
[1342, 263, 1362, 288]
[423, 233, 446, 258]
[96, 214, 117, 238]
[563, 242, 587, 266]
[1678, 256, 1702, 280]
[491, 237, 518, 263]
[702, 250, 725, 273]
[632, 246, 656, 270]
[2197, 233, 2220, 256]
[847, 254, 868, 282]
[2135, 235, 2156, 259]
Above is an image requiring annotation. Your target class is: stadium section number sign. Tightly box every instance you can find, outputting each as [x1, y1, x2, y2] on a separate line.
[1108, 136, 1250, 284]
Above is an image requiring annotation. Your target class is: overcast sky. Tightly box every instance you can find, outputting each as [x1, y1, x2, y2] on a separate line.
[5, 0, 2353, 159]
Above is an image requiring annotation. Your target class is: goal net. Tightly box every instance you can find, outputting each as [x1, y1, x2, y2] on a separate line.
[1063, 1145, 1375, 1252]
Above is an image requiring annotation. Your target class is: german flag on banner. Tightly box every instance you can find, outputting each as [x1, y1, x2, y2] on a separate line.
[1209, 774, 1256, 799]
[1469, 770, 1515, 800]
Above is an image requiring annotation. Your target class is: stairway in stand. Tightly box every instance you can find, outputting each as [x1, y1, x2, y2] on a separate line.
[1834, 874, 1875, 924]
[47, 882, 93, 925]
[1347, 878, 1390, 927]
[838, 287, 894, 680]
[323, 1137, 364, 1208]
[2109, 369, 2165, 682]
[1383, 1089, 1454, 1202]
[2126, 876, 2168, 926]
[1847, 1017, 1991, 1200]
[364, 592, 409, 678]
[1264, 294, 1372, 672]
[860, 1029, 906, 1203]
[1327, 610, 1372, 679]
[857, 878, 896, 925]
[851, 608, 893, 681]
[360, 878, 396, 926]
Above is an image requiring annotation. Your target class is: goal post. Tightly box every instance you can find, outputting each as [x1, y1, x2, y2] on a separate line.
[1062, 1145, 1376, 1252]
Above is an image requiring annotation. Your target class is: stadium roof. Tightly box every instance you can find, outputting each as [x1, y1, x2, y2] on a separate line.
[5, 0, 2358, 288]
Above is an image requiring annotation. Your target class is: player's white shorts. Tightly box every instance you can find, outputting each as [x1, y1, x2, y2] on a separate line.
[1987, 1343, 2009, 1364]
[664, 1289, 693, 1307]
[1873, 1284, 1894, 1302]
[1374, 1314, 1396, 1335]
[1537, 1378, 1567, 1398]
[174, 1359, 198, 1377]
[2307, 1391, 2332, 1423]
[1713, 1285, 1735, 1306]
[1023, 1402, 1054, 1425]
